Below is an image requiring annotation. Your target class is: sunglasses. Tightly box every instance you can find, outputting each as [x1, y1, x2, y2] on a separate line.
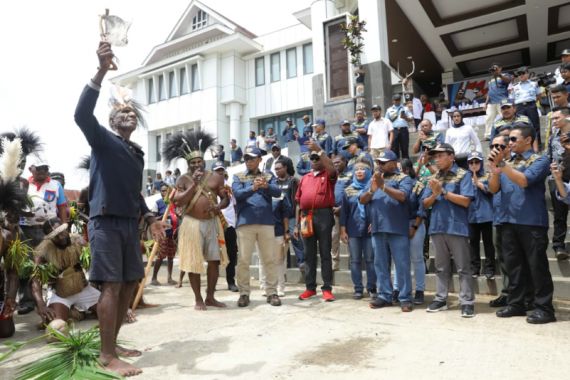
[310, 156, 320, 162]
[468, 160, 481, 165]
[491, 144, 507, 150]
[509, 136, 519, 142]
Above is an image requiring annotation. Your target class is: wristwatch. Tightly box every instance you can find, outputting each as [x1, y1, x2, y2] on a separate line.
[497, 161, 506, 168]
[441, 189, 448, 196]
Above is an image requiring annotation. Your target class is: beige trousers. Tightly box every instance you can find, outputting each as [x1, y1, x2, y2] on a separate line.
[331, 215, 341, 269]
[259, 235, 286, 293]
[236, 224, 277, 296]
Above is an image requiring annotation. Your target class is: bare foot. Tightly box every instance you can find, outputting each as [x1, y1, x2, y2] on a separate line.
[205, 298, 227, 308]
[124, 309, 137, 324]
[103, 357, 142, 377]
[167, 279, 177, 285]
[194, 301, 207, 311]
[116, 345, 142, 358]
[137, 302, 159, 309]
[175, 282, 183, 288]
[150, 279, 161, 286]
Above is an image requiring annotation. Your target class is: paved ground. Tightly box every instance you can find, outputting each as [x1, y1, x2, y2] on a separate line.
[2, 275, 570, 380]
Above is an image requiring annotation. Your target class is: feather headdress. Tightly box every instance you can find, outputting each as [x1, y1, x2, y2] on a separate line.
[0, 127, 42, 157]
[108, 85, 147, 129]
[162, 130, 216, 163]
[0, 178, 28, 216]
[77, 155, 91, 171]
[0, 137, 23, 182]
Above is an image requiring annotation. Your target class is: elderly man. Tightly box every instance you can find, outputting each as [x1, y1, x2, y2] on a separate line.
[74, 41, 165, 377]
[233, 147, 282, 307]
[412, 119, 444, 154]
[489, 99, 532, 142]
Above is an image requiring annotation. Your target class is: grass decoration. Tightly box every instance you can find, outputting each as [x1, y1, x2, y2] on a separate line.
[32, 262, 59, 285]
[12, 325, 123, 380]
[80, 246, 91, 270]
[143, 240, 154, 258]
[5, 238, 33, 277]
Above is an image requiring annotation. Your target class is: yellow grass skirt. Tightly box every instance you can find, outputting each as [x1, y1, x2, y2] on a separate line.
[178, 216, 228, 274]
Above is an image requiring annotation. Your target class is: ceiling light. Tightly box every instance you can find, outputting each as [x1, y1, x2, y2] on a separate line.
[420, 69, 425, 73]
[392, 39, 398, 43]
[407, 56, 412, 59]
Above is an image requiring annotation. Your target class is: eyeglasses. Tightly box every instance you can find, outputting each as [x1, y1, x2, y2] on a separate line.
[509, 136, 519, 142]
[491, 144, 507, 150]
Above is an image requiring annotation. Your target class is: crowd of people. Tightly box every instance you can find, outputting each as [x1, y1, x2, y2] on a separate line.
[0, 41, 569, 377]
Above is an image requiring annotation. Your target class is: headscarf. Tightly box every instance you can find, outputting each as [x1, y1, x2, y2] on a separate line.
[351, 164, 372, 220]
[452, 112, 464, 128]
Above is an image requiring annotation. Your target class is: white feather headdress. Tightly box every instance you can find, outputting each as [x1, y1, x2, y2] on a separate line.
[0, 137, 23, 182]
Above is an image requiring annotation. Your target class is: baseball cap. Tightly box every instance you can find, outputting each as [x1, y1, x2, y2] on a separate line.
[271, 144, 281, 151]
[341, 137, 359, 150]
[429, 143, 455, 155]
[392, 94, 402, 100]
[370, 104, 381, 110]
[244, 147, 262, 158]
[35, 161, 50, 169]
[340, 119, 351, 126]
[376, 149, 398, 162]
[286, 117, 292, 122]
[315, 118, 326, 127]
[500, 99, 514, 108]
[212, 161, 225, 171]
[561, 49, 570, 56]
[467, 151, 483, 162]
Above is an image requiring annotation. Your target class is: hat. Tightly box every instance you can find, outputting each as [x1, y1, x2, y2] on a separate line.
[467, 151, 483, 162]
[392, 94, 402, 100]
[376, 149, 398, 162]
[429, 143, 455, 155]
[244, 147, 262, 158]
[500, 99, 514, 108]
[315, 118, 326, 127]
[286, 117, 292, 122]
[271, 144, 281, 151]
[561, 49, 570, 56]
[340, 119, 351, 126]
[35, 161, 50, 168]
[370, 104, 381, 110]
[341, 137, 359, 150]
[212, 161, 225, 171]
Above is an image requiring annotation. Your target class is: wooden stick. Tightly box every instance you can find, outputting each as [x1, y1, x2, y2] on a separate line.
[132, 189, 175, 311]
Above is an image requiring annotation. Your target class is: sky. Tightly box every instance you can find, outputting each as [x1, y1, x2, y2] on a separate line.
[0, 0, 310, 189]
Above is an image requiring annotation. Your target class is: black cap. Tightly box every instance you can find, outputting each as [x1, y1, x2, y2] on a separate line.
[341, 137, 359, 150]
[392, 94, 402, 100]
[272, 144, 281, 151]
[370, 104, 381, 110]
[428, 143, 455, 155]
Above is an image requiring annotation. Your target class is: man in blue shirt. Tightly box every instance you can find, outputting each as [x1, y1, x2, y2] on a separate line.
[232, 147, 282, 308]
[484, 63, 512, 140]
[385, 94, 413, 159]
[230, 139, 243, 166]
[333, 120, 360, 158]
[74, 41, 164, 377]
[512, 67, 541, 150]
[312, 119, 333, 156]
[351, 110, 370, 150]
[282, 118, 298, 143]
[296, 152, 312, 176]
[422, 143, 475, 318]
[342, 137, 374, 171]
[488, 124, 556, 324]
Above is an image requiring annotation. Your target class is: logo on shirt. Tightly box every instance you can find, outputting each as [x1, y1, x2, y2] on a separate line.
[44, 190, 56, 203]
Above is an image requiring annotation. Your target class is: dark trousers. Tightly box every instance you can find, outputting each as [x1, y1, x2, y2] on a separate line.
[392, 127, 409, 159]
[502, 223, 554, 314]
[224, 226, 238, 286]
[469, 222, 496, 275]
[516, 102, 541, 147]
[301, 208, 334, 291]
[494, 225, 509, 295]
[550, 188, 568, 252]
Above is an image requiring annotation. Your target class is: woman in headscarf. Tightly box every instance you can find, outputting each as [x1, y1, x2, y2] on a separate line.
[444, 110, 482, 169]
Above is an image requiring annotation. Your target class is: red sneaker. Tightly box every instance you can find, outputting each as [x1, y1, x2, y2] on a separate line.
[322, 290, 336, 302]
[298, 289, 317, 300]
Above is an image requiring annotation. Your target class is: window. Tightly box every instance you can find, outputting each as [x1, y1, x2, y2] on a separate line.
[147, 78, 156, 104]
[303, 43, 313, 74]
[270, 53, 280, 82]
[191, 64, 200, 92]
[255, 57, 265, 86]
[180, 67, 189, 95]
[168, 71, 176, 98]
[325, 20, 349, 99]
[192, 10, 208, 30]
[286, 48, 297, 78]
[258, 110, 313, 146]
[158, 75, 167, 101]
[156, 135, 162, 162]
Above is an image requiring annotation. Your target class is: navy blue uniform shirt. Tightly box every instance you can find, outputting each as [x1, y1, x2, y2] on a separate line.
[334, 170, 353, 207]
[232, 170, 281, 227]
[339, 185, 370, 238]
[468, 174, 493, 224]
[367, 172, 413, 235]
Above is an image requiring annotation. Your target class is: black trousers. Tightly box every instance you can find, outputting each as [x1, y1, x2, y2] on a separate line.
[550, 187, 568, 252]
[392, 127, 409, 159]
[469, 222, 496, 275]
[502, 223, 554, 314]
[516, 102, 541, 147]
[494, 225, 509, 296]
[301, 208, 334, 291]
[224, 226, 238, 286]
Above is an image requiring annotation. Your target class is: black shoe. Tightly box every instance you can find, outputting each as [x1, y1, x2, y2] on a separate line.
[401, 302, 413, 312]
[526, 310, 556, 324]
[413, 291, 425, 305]
[555, 249, 569, 261]
[369, 298, 392, 309]
[353, 292, 363, 300]
[228, 284, 239, 292]
[484, 272, 495, 280]
[392, 290, 399, 303]
[461, 305, 475, 318]
[496, 306, 526, 318]
[368, 290, 377, 300]
[489, 295, 508, 307]
[266, 294, 282, 307]
[17, 305, 34, 315]
[426, 300, 448, 312]
[237, 295, 250, 307]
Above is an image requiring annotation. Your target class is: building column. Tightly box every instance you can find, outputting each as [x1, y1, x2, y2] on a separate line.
[227, 102, 242, 144]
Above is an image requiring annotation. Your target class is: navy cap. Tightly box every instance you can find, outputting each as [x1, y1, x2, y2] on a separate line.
[429, 143, 455, 155]
[467, 151, 483, 162]
[340, 119, 351, 126]
[244, 147, 262, 158]
[371, 104, 381, 110]
[271, 144, 281, 150]
[315, 118, 326, 126]
[286, 117, 292, 122]
[376, 149, 398, 162]
[392, 94, 402, 100]
[500, 99, 514, 108]
[212, 161, 225, 170]
[341, 137, 359, 150]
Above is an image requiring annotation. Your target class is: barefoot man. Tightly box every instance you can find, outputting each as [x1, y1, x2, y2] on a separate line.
[163, 130, 230, 310]
[74, 41, 165, 377]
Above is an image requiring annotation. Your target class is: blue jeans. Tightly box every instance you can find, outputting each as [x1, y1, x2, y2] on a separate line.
[372, 232, 411, 303]
[348, 236, 376, 293]
[288, 218, 304, 265]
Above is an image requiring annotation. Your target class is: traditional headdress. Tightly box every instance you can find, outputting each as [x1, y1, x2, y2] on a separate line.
[0, 127, 42, 157]
[162, 130, 216, 163]
[0, 179, 28, 217]
[108, 85, 147, 128]
[77, 155, 91, 171]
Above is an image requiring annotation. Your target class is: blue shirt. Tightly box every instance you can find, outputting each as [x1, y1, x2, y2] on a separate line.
[513, 80, 539, 104]
[487, 75, 511, 104]
[468, 174, 493, 224]
[367, 172, 413, 235]
[297, 136, 311, 153]
[231, 147, 243, 164]
[421, 164, 474, 237]
[385, 105, 412, 129]
[296, 153, 312, 176]
[408, 179, 426, 220]
[334, 170, 353, 206]
[282, 125, 299, 142]
[333, 131, 360, 157]
[351, 119, 370, 150]
[496, 150, 550, 227]
[339, 185, 370, 238]
[74, 85, 150, 219]
[232, 170, 281, 227]
[314, 132, 333, 155]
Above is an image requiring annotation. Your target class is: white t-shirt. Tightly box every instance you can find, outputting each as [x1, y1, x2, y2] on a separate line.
[444, 124, 482, 156]
[367, 118, 393, 149]
[257, 135, 268, 150]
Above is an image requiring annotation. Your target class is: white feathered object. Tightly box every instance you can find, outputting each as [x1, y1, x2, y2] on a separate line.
[0, 137, 23, 182]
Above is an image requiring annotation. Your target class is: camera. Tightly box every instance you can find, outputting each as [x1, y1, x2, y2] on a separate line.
[488, 65, 499, 73]
[533, 72, 556, 87]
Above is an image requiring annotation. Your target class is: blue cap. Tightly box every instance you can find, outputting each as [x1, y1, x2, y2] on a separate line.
[341, 137, 359, 150]
[500, 98, 514, 108]
[467, 151, 483, 161]
[340, 119, 351, 126]
[244, 147, 262, 158]
[212, 161, 225, 170]
[315, 118, 326, 127]
[376, 149, 398, 162]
